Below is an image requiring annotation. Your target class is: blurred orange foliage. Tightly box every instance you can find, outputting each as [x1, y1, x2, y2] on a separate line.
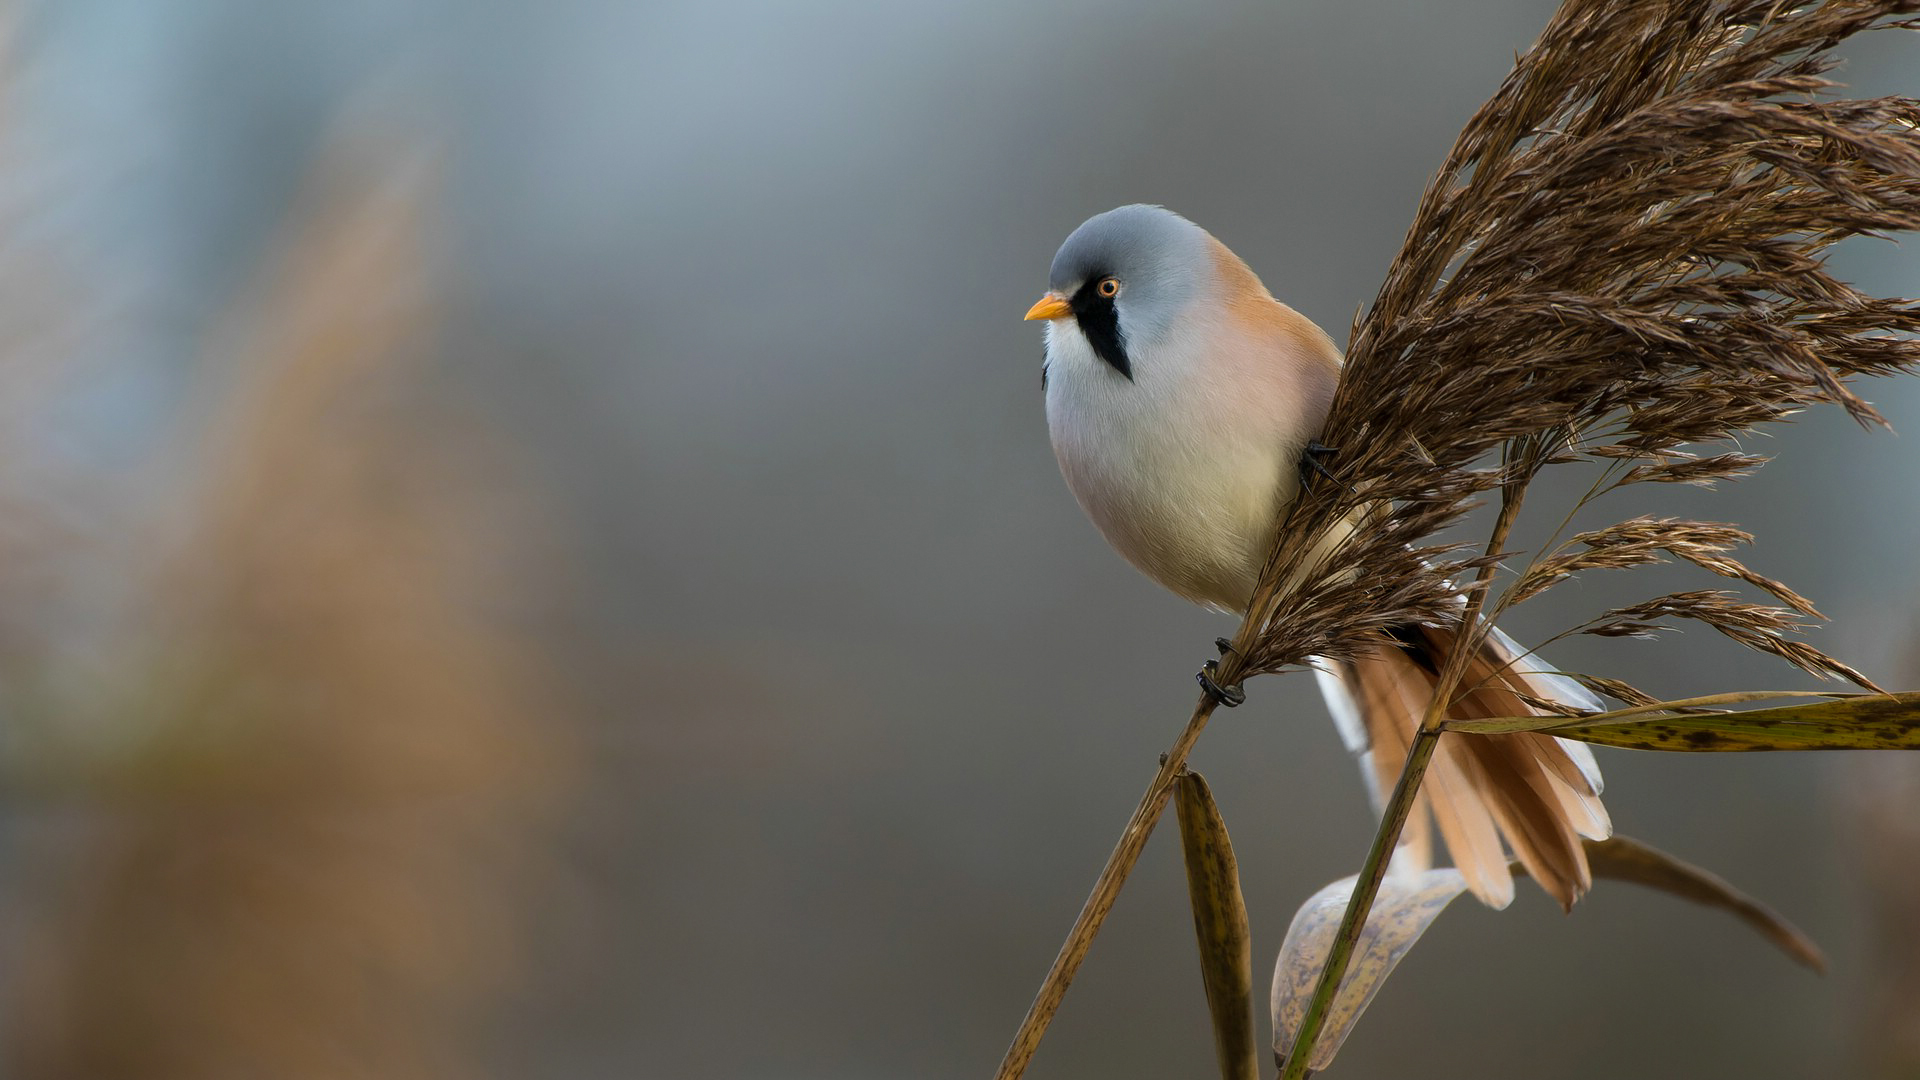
[5, 134, 573, 1080]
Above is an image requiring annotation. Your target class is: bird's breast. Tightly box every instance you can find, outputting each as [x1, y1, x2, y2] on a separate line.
[1043, 315, 1324, 612]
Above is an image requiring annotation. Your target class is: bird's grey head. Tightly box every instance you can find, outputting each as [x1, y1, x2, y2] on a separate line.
[1035, 204, 1214, 380]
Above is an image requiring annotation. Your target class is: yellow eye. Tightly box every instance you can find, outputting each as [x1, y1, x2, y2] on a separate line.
[1097, 277, 1120, 298]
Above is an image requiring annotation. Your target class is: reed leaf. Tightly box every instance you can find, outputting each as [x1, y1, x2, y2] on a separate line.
[1270, 835, 1821, 1075]
[1443, 690, 1920, 750]
[1271, 868, 1471, 1074]
[1173, 771, 1257, 1080]
[1578, 836, 1825, 971]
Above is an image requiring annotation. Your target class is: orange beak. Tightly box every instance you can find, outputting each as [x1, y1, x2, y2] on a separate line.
[1023, 292, 1072, 321]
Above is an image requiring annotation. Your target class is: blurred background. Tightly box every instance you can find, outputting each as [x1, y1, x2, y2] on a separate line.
[0, 2, 1916, 1078]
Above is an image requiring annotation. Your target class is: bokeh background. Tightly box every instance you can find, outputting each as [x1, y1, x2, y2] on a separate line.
[1, 2, 1918, 1078]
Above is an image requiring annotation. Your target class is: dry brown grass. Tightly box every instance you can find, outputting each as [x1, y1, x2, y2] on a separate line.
[1253, 3, 1920, 1073]
[1240, 0, 1920, 690]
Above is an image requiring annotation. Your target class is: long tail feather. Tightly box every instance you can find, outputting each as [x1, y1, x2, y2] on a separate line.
[1318, 623, 1610, 910]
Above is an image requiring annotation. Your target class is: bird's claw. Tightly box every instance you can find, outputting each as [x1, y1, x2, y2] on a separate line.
[1299, 440, 1340, 490]
[1197, 659, 1246, 708]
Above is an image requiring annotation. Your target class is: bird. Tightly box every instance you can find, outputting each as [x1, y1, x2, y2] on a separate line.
[1024, 203, 1609, 910]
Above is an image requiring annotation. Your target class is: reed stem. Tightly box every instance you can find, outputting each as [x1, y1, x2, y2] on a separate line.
[990, 653, 1246, 1080]
[1279, 466, 1528, 1077]
[1276, 728, 1440, 1078]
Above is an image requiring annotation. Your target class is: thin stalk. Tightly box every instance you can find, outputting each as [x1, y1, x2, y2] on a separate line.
[1279, 456, 1532, 1079]
[1488, 456, 1627, 626]
[1449, 455, 1627, 702]
[991, 673, 1239, 1080]
[1277, 727, 1441, 1079]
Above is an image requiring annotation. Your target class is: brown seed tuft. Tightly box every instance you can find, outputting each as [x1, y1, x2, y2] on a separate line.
[1241, 1, 1920, 688]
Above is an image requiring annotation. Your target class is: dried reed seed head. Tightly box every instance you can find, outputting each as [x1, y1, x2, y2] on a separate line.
[1618, 452, 1769, 486]
[1583, 590, 1880, 688]
[1243, 0, 1920, 690]
[1570, 674, 1665, 709]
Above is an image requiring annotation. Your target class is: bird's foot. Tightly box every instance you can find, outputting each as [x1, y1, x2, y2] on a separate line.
[1198, 638, 1244, 707]
[1299, 440, 1340, 490]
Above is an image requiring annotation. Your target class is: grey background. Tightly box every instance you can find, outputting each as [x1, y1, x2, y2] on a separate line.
[7, 2, 1920, 1077]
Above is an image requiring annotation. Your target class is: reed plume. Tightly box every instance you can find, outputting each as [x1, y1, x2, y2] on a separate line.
[1240, 0, 1920, 685]
[1250, 4, 1920, 1073]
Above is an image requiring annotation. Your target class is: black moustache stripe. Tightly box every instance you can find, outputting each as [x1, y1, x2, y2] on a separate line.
[1069, 283, 1132, 381]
